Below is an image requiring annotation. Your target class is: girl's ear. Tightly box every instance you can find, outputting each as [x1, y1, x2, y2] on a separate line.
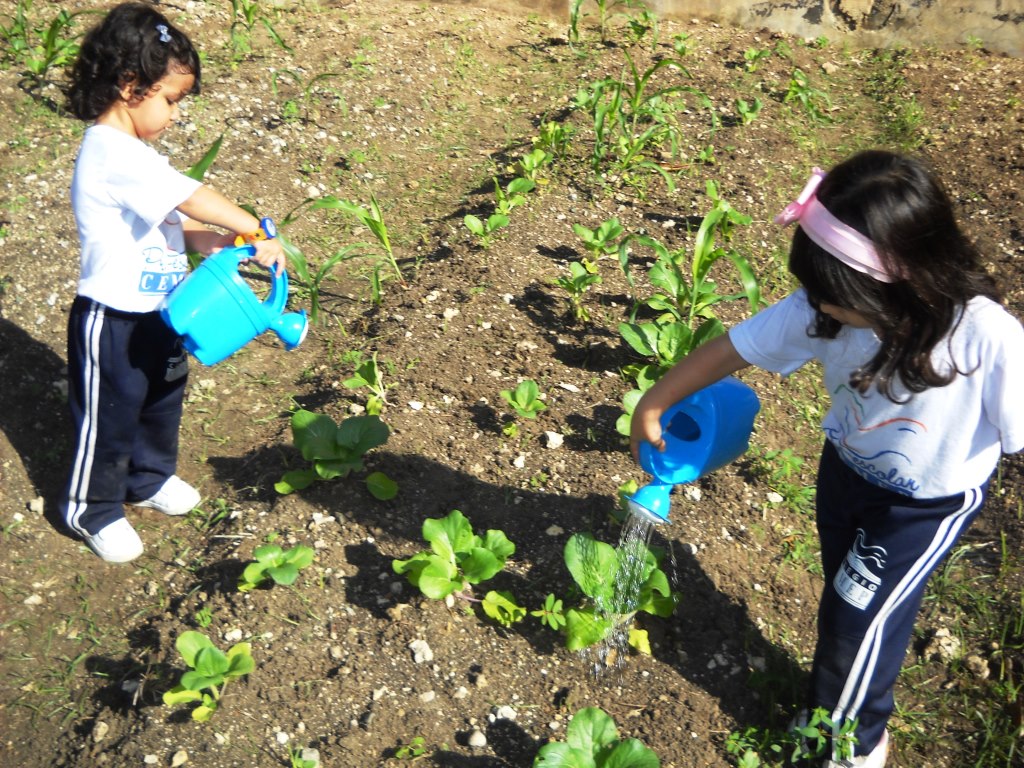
[117, 74, 139, 103]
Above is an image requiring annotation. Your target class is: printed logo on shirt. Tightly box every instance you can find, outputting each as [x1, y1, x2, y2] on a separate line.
[826, 384, 925, 495]
[139, 246, 187, 295]
[834, 529, 888, 610]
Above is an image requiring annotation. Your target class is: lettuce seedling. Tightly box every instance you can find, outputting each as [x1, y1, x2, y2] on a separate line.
[238, 543, 315, 592]
[276, 409, 389, 494]
[500, 379, 547, 420]
[162, 631, 254, 722]
[559, 532, 679, 652]
[534, 706, 661, 767]
[392, 510, 516, 602]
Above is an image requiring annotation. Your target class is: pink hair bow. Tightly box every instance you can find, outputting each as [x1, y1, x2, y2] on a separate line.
[775, 167, 898, 283]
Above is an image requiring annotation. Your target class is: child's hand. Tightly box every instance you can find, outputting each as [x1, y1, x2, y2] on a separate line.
[246, 238, 287, 276]
[630, 397, 666, 464]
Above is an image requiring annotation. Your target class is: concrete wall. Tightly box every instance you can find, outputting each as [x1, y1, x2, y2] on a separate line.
[460, 0, 1024, 58]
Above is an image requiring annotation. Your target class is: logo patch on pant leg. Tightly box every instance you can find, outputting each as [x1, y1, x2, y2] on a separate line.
[833, 529, 888, 610]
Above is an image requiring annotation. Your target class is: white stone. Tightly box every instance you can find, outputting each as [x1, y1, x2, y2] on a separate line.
[468, 729, 487, 748]
[171, 751, 189, 767]
[544, 431, 564, 449]
[409, 639, 433, 663]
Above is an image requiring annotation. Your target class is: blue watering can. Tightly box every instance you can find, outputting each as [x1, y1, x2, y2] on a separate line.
[629, 376, 760, 524]
[160, 244, 307, 366]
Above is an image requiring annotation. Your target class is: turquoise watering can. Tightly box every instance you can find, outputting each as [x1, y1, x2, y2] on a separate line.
[160, 244, 307, 366]
[629, 376, 760, 524]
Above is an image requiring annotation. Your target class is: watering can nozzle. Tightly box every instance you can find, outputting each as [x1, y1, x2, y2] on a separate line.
[627, 483, 672, 525]
[272, 310, 308, 350]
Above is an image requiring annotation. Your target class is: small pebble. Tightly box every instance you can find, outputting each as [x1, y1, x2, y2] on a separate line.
[468, 729, 487, 748]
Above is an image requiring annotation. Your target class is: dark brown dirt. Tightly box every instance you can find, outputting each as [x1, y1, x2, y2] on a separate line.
[1, 1, 1022, 767]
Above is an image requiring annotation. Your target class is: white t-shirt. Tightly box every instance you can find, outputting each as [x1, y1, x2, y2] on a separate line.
[70, 124, 202, 313]
[730, 288, 1024, 498]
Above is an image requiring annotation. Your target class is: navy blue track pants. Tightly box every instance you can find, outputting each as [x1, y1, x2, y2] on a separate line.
[810, 440, 986, 758]
[61, 297, 189, 537]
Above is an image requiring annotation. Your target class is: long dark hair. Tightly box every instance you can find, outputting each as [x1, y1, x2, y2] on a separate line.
[67, 3, 200, 121]
[788, 150, 1001, 401]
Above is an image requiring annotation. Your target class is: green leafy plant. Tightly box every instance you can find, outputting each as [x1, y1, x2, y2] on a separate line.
[343, 352, 392, 415]
[228, 0, 292, 61]
[394, 735, 428, 760]
[735, 96, 763, 126]
[494, 176, 536, 216]
[725, 708, 858, 767]
[742, 47, 771, 72]
[194, 606, 213, 629]
[534, 706, 661, 767]
[556, 261, 602, 323]
[573, 218, 624, 268]
[535, 120, 574, 161]
[238, 542, 315, 592]
[556, 533, 678, 652]
[275, 409, 390, 494]
[288, 747, 319, 768]
[463, 212, 510, 248]
[517, 147, 553, 183]
[500, 379, 547, 420]
[531, 593, 567, 631]
[392, 511, 519, 621]
[783, 68, 833, 123]
[162, 631, 254, 722]
[270, 68, 342, 124]
[1, 1, 87, 91]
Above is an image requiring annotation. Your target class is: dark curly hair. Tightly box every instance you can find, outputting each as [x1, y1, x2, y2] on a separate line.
[66, 3, 200, 121]
[787, 149, 1002, 401]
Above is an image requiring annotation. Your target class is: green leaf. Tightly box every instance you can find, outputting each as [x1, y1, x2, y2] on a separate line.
[239, 561, 269, 590]
[366, 471, 398, 500]
[162, 685, 203, 706]
[417, 557, 462, 600]
[275, 468, 317, 495]
[267, 562, 300, 585]
[481, 590, 526, 627]
[533, 743, 594, 768]
[185, 134, 223, 181]
[464, 214, 484, 235]
[565, 706, 619, 756]
[284, 544, 315, 569]
[565, 608, 613, 651]
[176, 631, 214, 668]
[193, 645, 229, 678]
[602, 738, 661, 767]
[180, 671, 224, 691]
[254, 544, 284, 563]
[459, 547, 502, 584]
[291, 409, 341, 461]
[564, 534, 618, 602]
[191, 702, 216, 722]
[335, 415, 390, 455]
[425, 510, 476, 558]
[481, 529, 515, 561]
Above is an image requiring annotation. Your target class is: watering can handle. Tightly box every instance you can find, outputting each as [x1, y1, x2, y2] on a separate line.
[226, 243, 290, 316]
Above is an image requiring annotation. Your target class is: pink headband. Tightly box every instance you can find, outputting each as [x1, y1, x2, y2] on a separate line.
[775, 168, 898, 283]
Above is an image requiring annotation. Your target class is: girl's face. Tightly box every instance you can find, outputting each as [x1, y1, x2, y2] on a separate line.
[818, 302, 875, 329]
[99, 69, 195, 141]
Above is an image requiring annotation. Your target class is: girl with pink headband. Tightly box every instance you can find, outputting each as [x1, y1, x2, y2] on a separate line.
[630, 150, 1024, 767]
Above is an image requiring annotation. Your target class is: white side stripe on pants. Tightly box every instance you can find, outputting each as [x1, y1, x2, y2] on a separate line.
[65, 302, 104, 537]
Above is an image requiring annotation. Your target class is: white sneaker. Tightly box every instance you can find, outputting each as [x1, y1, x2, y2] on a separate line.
[132, 475, 200, 516]
[826, 730, 888, 768]
[83, 518, 144, 563]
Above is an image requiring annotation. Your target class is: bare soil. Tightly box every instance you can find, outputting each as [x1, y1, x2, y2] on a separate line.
[1, 1, 1022, 767]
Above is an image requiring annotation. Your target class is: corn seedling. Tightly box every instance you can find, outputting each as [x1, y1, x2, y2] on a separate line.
[534, 120, 574, 161]
[286, 194, 405, 286]
[556, 261, 602, 322]
[162, 631, 254, 722]
[270, 68, 342, 123]
[228, 0, 292, 61]
[0, 1, 87, 91]
[743, 47, 771, 72]
[784, 68, 833, 123]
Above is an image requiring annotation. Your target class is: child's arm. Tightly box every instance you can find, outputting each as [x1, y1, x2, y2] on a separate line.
[630, 333, 750, 462]
[177, 185, 287, 275]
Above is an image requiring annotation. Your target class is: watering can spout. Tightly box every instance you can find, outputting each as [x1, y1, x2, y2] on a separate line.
[628, 482, 672, 524]
[271, 310, 309, 350]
